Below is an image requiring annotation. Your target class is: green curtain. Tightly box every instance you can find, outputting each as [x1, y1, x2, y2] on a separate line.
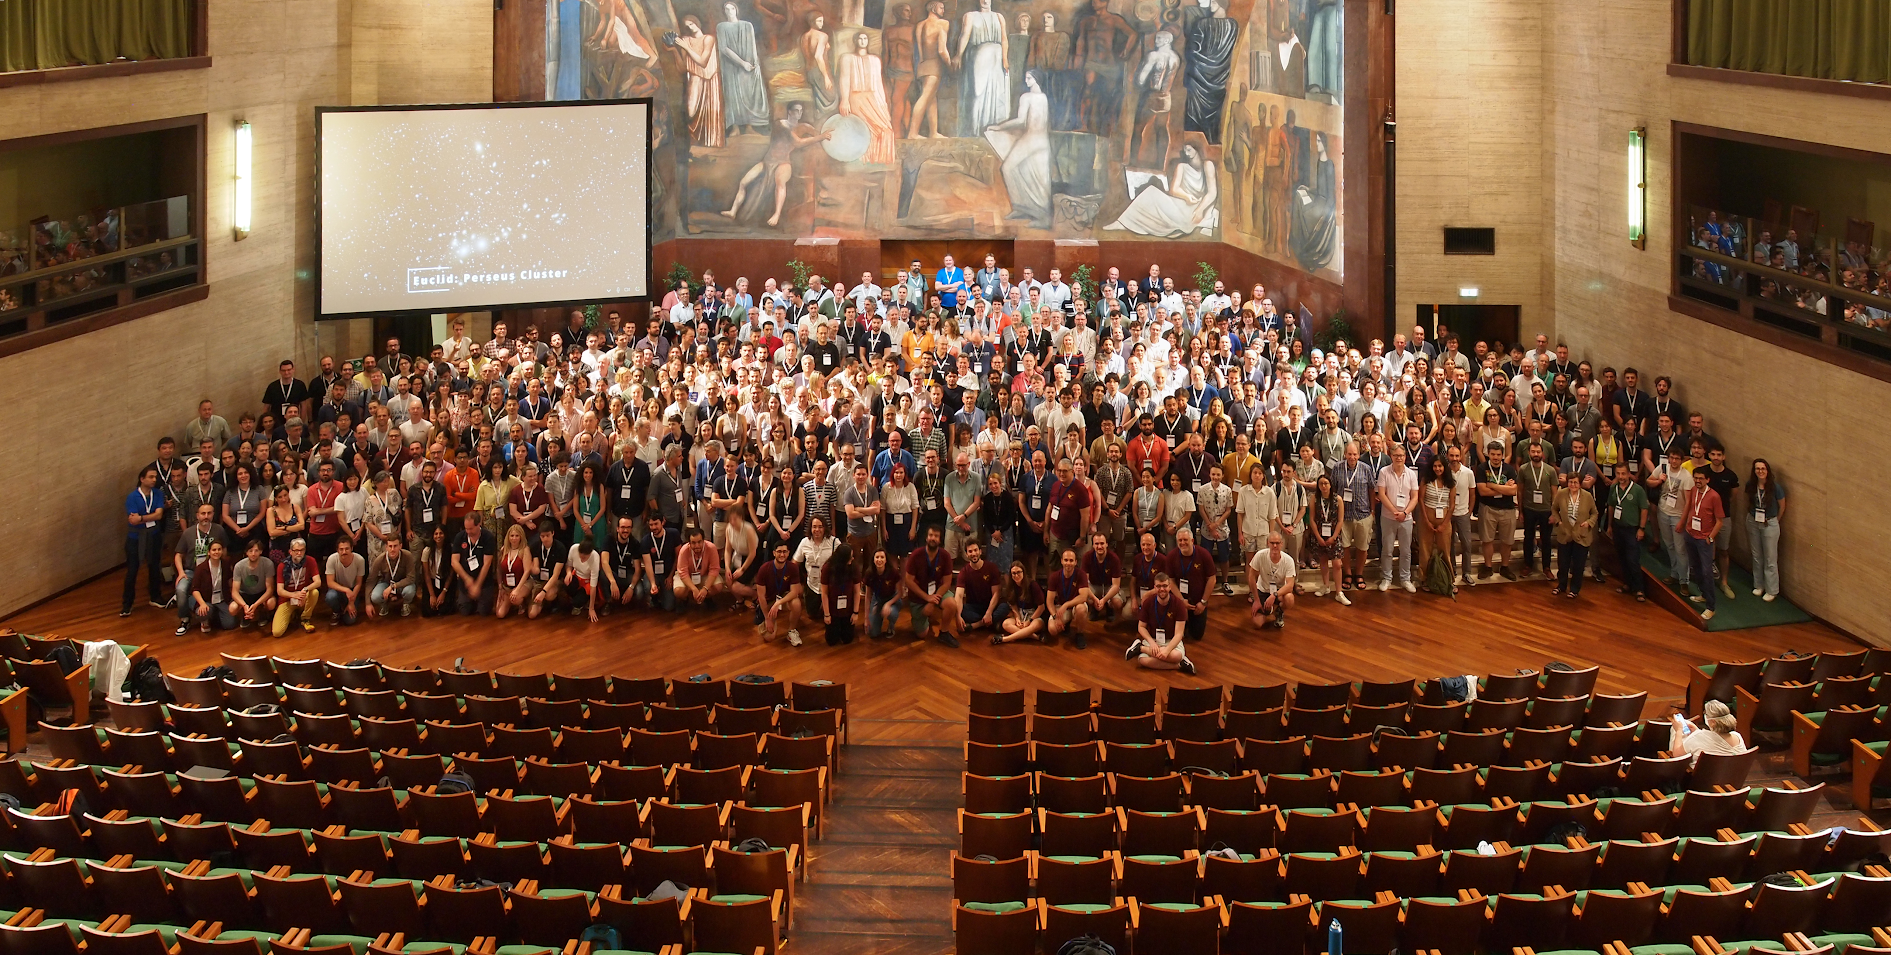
[0, 0, 35, 73]
[3, 0, 189, 72]
[1688, 0, 1890, 84]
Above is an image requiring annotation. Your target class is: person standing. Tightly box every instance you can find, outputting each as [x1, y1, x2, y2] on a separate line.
[1516, 442, 1556, 580]
[1607, 464, 1650, 602]
[1330, 442, 1374, 592]
[1681, 469, 1724, 620]
[1549, 472, 1596, 599]
[122, 466, 169, 617]
[1649, 448, 1694, 591]
[1699, 445, 1741, 601]
[1164, 528, 1216, 642]
[304, 460, 344, 567]
[1374, 444, 1417, 592]
[1745, 459, 1785, 602]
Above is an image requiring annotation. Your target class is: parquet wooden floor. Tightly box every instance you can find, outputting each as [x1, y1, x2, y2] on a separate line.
[3, 574, 1872, 955]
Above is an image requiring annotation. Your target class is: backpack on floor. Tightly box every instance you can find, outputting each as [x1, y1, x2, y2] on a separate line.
[1058, 936, 1117, 955]
[1422, 551, 1456, 598]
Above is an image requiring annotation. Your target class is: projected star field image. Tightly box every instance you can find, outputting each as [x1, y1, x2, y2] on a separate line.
[320, 102, 649, 315]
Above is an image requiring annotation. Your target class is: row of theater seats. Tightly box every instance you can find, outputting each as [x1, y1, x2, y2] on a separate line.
[1691, 650, 1891, 782]
[0, 659, 832, 955]
[953, 676, 1889, 955]
[951, 880, 1891, 955]
[1689, 649, 1891, 717]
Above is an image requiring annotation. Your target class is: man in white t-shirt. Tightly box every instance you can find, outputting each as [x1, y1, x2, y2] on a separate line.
[1376, 444, 1419, 592]
[1247, 532, 1296, 629]
[1447, 445, 1478, 586]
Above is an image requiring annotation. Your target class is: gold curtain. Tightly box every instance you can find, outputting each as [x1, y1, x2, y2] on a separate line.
[1689, 0, 1889, 84]
[3, 0, 190, 72]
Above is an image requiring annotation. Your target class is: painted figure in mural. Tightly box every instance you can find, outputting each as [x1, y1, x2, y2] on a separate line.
[718, 3, 771, 134]
[883, 5, 917, 135]
[1290, 130, 1338, 270]
[1183, 0, 1237, 142]
[1264, 0, 1307, 98]
[1027, 12, 1078, 130]
[551, 0, 583, 99]
[1075, 0, 1135, 139]
[1262, 107, 1299, 254]
[1247, 103, 1273, 236]
[955, 0, 1011, 137]
[985, 70, 1053, 227]
[802, 13, 837, 113]
[724, 102, 833, 226]
[668, 17, 726, 148]
[838, 31, 899, 163]
[590, 0, 655, 59]
[1106, 138, 1218, 237]
[1222, 84, 1249, 225]
[1305, 0, 1341, 100]
[1010, 13, 1032, 108]
[1129, 30, 1179, 169]
[908, 0, 954, 138]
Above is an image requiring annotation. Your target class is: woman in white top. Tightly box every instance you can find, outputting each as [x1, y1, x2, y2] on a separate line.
[1161, 471, 1195, 551]
[336, 471, 367, 554]
[1669, 700, 1747, 763]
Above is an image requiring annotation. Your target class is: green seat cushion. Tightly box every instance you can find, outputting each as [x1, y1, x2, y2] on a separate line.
[962, 901, 1029, 913]
[1628, 946, 1699, 955]
[1048, 903, 1116, 913]
[1127, 854, 1183, 863]
[707, 893, 768, 904]
[1811, 934, 1876, 955]
[1147, 902, 1200, 911]
[308, 935, 376, 955]
[1045, 855, 1104, 863]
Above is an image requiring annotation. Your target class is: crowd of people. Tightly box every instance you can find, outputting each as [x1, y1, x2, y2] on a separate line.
[1687, 207, 1891, 330]
[118, 259, 1789, 672]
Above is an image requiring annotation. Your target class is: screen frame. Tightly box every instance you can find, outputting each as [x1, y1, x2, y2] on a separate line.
[314, 98, 654, 320]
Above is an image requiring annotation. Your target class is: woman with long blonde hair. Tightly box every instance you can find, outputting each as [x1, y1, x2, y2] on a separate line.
[493, 524, 536, 619]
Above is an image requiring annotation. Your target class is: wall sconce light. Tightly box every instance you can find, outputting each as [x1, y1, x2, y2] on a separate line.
[234, 119, 252, 240]
[1458, 286, 1479, 298]
[1628, 126, 1646, 250]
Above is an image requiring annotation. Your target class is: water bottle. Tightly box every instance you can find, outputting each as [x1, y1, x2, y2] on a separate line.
[1327, 918, 1343, 955]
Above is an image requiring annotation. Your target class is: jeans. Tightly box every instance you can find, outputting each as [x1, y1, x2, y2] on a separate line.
[1556, 542, 1589, 594]
[371, 581, 417, 611]
[1378, 515, 1413, 583]
[635, 576, 676, 612]
[1659, 512, 1689, 587]
[1613, 525, 1645, 595]
[324, 587, 362, 624]
[868, 596, 893, 638]
[192, 602, 236, 630]
[1451, 513, 1476, 579]
[1685, 535, 1717, 610]
[175, 575, 197, 621]
[122, 532, 165, 611]
[890, 597, 935, 637]
[1521, 510, 1553, 571]
[986, 528, 1016, 575]
[1749, 517, 1780, 596]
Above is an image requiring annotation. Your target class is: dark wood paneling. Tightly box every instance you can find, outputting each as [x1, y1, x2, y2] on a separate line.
[1346, 0, 1393, 343]
[493, 0, 547, 102]
[0, 56, 214, 91]
[1667, 64, 1891, 103]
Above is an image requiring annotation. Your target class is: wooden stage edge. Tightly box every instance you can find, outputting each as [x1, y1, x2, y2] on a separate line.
[3, 574, 1863, 724]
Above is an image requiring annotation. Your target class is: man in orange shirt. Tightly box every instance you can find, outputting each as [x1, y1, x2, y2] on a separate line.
[442, 446, 480, 524]
[1125, 413, 1171, 480]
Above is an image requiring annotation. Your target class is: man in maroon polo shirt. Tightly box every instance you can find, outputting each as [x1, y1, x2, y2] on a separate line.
[1164, 527, 1217, 642]
[1045, 548, 1091, 648]
[902, 525, 960, 647]
[1125, 572, 1194, 674]
[1081, 531, 1126, 622]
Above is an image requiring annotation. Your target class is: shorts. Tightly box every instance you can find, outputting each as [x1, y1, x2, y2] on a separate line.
[1713, 518, 1732, 551]
[961, 599, 999, 626]
[1479, 506, 1518, 546]
[1341, 517, 1374, 551]
[1202, 537, 1231, 564]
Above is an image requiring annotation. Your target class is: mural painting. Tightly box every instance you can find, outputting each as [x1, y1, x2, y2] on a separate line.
[540, 0, 1342, 276]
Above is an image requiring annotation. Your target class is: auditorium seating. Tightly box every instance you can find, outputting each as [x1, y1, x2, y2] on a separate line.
[0, 654, 843, 955]
[956, 672, 1891, 955]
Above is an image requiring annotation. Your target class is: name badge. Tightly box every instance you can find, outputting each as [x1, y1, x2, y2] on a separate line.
[422, 508, 435, 523]
[379, 521, 394, 534]
[653, 560, 667, 576]
[1613, 505, 1624, 520]
[925, 499, 940, 511]
[1107, 493, 1121, 508]
[237, 511, 250, 524]
[863, 512, 876, 524]
[892, 513, 906, 525]
[1155, 628, 1168, 641]
[466, 554, 480, 571]
[822, 355, 833, 366]
[1342, 490, 1352, 503]
[620, 486, 632, 499]
[1179, 579, 1190, 596]
[1753, 509, 1765, 523]
[1030, 496, 1044, 511]
[1192, 481, 1205, 493]
[506, 573, 518, 587]
[928, 581, 938, 595]
[1530, 492, 1542, 505]
[835, 595, 848, 610]
[690, 573, 703, 586]
[1165, 436, 1177, 449]
[1432, 507, 1444, 519]
[675, 489, 685, 503]
[1320, 524, 1334, 537]
[1689, 518, 1702, 532]
[1049, 505, 1061, 522]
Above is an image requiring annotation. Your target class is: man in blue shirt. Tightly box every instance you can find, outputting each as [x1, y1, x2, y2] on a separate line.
[934, 254, 966, 310]
[122, 465, 170, 616]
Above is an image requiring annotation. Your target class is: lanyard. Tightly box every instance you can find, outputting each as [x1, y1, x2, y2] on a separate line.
[138, 489, 153, 514]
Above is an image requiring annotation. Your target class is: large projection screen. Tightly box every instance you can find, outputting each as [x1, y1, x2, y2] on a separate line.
[317, 100, 650, 318]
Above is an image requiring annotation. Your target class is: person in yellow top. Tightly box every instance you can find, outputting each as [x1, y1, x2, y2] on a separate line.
[901, 313, 937, 370]
[1221, 432, 1263, 489]
[474, 458, 517, 542]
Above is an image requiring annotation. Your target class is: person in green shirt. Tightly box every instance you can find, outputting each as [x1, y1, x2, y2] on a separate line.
[1607, 464, 1650, 601]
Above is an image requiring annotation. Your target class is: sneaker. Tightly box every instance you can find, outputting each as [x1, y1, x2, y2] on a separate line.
[1499, 567, 1518, 581]
[149, 600, 167, 609]
[1377, 579, 1390, 592]
[1701, 609, 1716, 621]
[1720, 581, 1736, 599]
[1125, 640, 1141, 661]
[301, 618, 316, 632]
[786, 630, 803, 647]
[1271, 618, 1285, 630]
[401, 603, 412, 617]
[1314, 586, 1330, 598]
[936, 632, 960, 648]
[992, 635, 1006, 646]
[1400, 581, 1416, 594]
[1073, 634, 1087, 650]
[174, 623, 189, 636]
[162, 594, 177, 609]
[1467, 574, 1478, 587]
[571, 607, 584, 616]
[119, 609, 133, 618]
[1178, 657, 1197, 676]
[1752, 588, 1763, 597]
[1478, 567, 1493, 580]
[1334, 592, 1351, 606]
[1689, 594, 1705, 604]
[1762, 593, 1776, 602]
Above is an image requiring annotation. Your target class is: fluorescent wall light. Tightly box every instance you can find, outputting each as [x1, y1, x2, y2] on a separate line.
[1628, 127, 1646, 249]
[1458, 286, 1479, 298]
[234, 120, 252, 240]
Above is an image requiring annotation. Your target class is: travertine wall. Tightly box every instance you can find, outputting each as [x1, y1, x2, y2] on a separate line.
[0, 0, 491, 618]
[1541, 1, 1891, 646]
[1393, 0, 1546, 341]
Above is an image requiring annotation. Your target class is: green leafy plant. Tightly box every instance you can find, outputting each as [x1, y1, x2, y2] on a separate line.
[1314, 308, 1356, 354]
[663, 261, 694, 298]
[1193, 260, 1219, 295]
[786, 257, 813, 290]
[582, 303, 601, 331]
[1070, 264, 1095, 307]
